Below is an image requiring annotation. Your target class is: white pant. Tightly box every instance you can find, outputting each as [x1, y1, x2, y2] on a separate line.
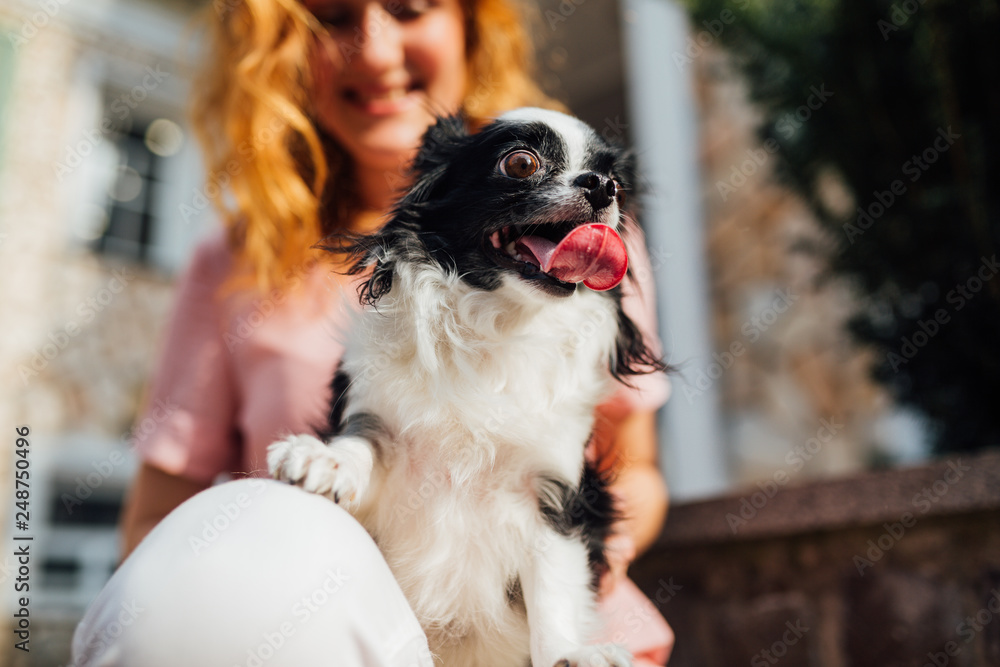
[72, 479, 434, 667]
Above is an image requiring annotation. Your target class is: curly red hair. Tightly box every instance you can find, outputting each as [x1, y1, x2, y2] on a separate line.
[189, 0, 564, 293]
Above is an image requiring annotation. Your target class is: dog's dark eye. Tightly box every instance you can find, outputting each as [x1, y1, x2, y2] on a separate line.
[500, 151, 540, 179]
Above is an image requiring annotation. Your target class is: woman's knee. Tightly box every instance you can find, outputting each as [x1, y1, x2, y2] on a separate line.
[72, 480, 426, 666]
[165, 479, 379, 561]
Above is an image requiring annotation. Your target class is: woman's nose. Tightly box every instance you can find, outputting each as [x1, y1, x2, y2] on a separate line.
[351, 4, 405, 72]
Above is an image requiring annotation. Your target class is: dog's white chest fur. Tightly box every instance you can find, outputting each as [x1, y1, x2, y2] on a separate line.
[342, 263, 618, 660]
[344, 263, 618, 477]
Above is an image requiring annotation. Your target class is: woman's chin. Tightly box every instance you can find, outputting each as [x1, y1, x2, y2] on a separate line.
[344, 127, 426, 172]
[355, 143, 420, 173]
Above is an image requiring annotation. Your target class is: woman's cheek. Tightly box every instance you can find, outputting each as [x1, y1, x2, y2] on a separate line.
[413, 22, 467, 105]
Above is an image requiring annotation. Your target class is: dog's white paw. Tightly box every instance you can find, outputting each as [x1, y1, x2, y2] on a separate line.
[554, 644, 633, 667]
[267, 434, 373, 508]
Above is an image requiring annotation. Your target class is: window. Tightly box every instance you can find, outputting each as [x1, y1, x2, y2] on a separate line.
[93, 116, 161, 263]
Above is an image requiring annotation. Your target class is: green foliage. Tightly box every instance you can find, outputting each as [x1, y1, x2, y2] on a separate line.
[685, 0, 1000, 452]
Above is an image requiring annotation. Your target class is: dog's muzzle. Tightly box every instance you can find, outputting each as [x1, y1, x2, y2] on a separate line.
[486, 222, 628, 294]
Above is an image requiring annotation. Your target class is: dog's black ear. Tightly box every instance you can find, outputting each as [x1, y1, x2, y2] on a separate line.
[407, 114, 472, 203]
[314, 227, 407, 308]
[353, 239, 397, 307]
[315, 115, 470, 308]
[611, 304, 670, 384]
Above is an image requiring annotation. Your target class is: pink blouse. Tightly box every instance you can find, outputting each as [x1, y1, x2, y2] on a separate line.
[136, 228, 673, 665]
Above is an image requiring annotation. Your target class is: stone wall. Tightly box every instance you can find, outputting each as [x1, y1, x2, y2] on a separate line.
[632, 449, 1000, 666]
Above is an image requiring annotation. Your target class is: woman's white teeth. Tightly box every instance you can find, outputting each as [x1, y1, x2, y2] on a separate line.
[358, 88, 407, 103]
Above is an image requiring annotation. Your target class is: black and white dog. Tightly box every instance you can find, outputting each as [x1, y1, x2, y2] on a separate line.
[268, 108, 666, 667]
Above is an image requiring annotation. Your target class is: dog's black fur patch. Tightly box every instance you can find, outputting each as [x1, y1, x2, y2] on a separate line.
[537, 466, 619, 590]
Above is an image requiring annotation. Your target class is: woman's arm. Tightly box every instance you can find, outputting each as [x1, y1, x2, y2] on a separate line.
[119, 462, 211, 560]
[118, 235, 240, 560]
[607, 410, 669, 556]
[593, 407, 669, 596]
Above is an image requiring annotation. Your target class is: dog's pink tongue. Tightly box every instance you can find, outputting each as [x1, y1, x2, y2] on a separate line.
[515, 223, 628, 291]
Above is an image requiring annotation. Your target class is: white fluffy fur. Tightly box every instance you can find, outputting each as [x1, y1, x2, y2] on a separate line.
[269, 109, 634, 667]
[271, 262, 627, 666]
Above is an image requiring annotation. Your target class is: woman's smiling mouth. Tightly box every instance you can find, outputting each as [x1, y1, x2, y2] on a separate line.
[343, 84, 421, 115]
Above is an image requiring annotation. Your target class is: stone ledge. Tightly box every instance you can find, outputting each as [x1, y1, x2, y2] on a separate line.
[656, 447, 1000, 548]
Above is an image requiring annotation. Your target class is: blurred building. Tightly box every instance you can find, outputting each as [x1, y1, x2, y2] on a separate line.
[0, 0, 931, 664]
[0, 0, 208, 662]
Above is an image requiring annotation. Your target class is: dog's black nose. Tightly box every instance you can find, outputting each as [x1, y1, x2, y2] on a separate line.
[575, 172, 618, 210]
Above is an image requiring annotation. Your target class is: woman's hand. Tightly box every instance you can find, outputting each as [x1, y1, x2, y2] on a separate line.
[120, 462, 210, 560]
[595, 410, 669, 556]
